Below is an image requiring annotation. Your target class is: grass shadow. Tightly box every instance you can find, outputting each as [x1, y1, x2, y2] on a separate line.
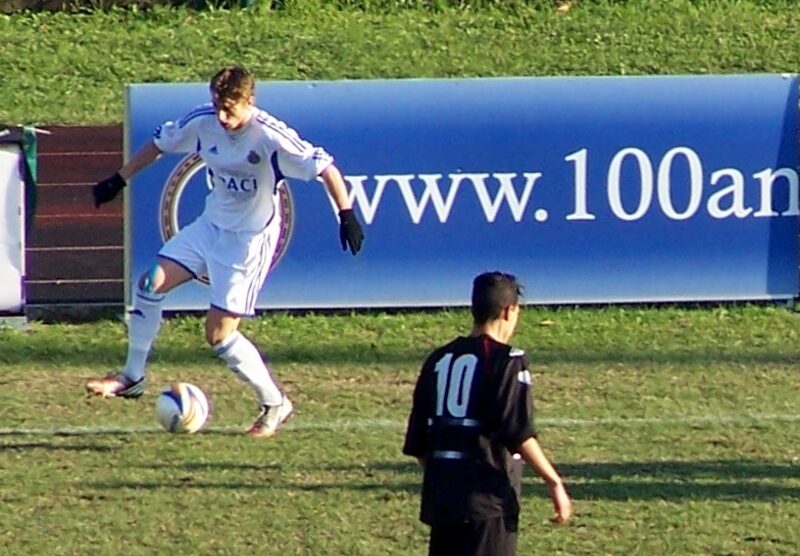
[559, 460, 800, 481]
[83, 458, 800, 500]
[565, 481, 800, 501]
[0, 440, 117, 452]
[132, 462, 282, 472]
[83, 479, 421, 493]
[552, 459, 800, 501]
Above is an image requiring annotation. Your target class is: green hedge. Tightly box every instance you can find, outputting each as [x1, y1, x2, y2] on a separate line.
[2, 1, 594, 13]
[2, 1, 798, 124]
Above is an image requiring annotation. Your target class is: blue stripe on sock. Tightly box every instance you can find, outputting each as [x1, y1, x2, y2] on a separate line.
[213, 332, 240, 356]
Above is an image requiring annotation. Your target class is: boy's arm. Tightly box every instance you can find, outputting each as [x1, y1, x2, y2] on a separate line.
[93, 140, 163, 207]
[319, 164, 351, 211]
[517, 436, 573, 524]
[118, 140, 163, 180]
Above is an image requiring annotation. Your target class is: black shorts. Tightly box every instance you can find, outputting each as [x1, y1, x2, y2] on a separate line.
[428, 515, 518, 556]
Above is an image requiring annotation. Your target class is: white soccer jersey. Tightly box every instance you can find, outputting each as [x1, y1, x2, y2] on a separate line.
[153, 104, 334, 232]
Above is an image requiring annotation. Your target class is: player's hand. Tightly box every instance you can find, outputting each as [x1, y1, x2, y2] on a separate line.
[93, 172, 126, 208]
[339, 208, 364, 255]
[548, 482, 573, 524]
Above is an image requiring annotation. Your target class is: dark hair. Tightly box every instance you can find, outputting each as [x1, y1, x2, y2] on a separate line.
[210, 66, 255, 104]
[470, 271, 523, 324]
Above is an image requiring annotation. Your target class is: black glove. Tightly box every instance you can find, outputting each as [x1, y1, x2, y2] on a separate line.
[339, 208, 364, 255]
[93, 172, 126, 208]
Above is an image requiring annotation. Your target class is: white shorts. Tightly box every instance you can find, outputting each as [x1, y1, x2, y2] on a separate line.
[158, 215, 280, 316]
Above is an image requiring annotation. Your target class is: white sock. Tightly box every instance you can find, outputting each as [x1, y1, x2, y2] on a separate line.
[214, 331, 283, 407]
[122, 288, 164, 382]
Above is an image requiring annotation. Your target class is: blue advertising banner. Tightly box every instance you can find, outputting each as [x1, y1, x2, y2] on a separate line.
[126, 75, 799, 310]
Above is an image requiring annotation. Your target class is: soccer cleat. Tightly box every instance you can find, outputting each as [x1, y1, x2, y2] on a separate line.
[85, 373, 146, 399]
[246, 397, 294, 438]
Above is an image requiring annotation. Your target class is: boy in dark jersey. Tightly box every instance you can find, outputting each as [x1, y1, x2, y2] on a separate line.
[403, 271, 572, 556]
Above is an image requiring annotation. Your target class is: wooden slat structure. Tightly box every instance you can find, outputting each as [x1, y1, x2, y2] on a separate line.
[28, 125, 124, 306]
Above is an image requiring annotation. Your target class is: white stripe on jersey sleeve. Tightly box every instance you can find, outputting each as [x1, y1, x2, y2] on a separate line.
[178, 104, 215, 129]
[511, 347, 530, 383]
[255, 111, 308, 152]
[255, 110, 334, 182]
[154, 104, 214, 154]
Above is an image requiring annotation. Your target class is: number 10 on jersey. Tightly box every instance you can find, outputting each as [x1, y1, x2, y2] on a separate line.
[434, 353, 478, 418]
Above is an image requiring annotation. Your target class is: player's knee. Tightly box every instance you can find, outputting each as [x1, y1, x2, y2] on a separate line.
[205, 322, 227, 346]
[138, 265, 163, 294]
[205, 307, 241, 346]
[205, 329, 219, 346]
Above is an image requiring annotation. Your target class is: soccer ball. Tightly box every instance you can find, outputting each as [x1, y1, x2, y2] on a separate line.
[155, 382, 210, 433]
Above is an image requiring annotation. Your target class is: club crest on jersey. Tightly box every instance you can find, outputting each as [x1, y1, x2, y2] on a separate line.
[158, 153, 295, 284]
[247, 151, 260, 164]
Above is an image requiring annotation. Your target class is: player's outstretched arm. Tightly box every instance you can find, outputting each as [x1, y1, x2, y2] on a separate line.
[518, 436, 573, 524]
[92, 140, 163, 208]
[320, 165, 364, 255]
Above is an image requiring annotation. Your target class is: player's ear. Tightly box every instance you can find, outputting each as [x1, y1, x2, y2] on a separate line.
[502, 303, 520, 322]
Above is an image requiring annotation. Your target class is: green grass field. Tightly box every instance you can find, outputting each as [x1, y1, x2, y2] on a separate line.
[2, 0, 800, 124]
[2, 1, 800, 553]
[2, 306, 799, 554]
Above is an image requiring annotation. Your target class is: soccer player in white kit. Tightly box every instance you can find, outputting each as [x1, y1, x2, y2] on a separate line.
[86, 66, 364, 437]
